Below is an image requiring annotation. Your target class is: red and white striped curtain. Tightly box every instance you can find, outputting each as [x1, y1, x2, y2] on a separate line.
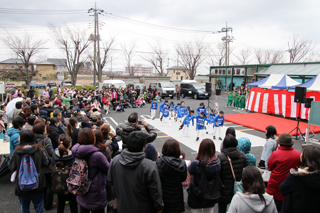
[246, 87, 320, 120]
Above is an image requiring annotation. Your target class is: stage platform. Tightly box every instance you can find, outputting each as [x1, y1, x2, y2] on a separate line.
[224, 113, 320, 136]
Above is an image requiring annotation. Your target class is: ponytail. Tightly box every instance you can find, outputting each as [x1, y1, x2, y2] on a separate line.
[58, 134, 71, 157]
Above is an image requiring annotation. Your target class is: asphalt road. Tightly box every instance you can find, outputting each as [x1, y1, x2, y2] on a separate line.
[0, 91, 310, 213]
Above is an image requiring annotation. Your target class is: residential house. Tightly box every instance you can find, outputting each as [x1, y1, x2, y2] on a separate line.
[166, 66, 190, 81]
[36, 58, 67, 80]
[0, 58, 32, 70]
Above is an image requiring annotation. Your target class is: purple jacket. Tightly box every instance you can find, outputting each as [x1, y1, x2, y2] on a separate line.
[71, 143, 110, 211]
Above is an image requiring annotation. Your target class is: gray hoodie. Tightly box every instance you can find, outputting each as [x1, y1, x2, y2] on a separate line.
[228, 192, 277, 213]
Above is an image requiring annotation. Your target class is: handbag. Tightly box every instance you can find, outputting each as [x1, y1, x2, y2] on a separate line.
[262, 169, 271, 182]
[227, 156, 243, 195]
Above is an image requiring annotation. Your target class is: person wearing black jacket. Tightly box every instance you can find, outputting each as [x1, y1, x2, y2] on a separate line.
[218, 134, 248, 213]
[47, 118, 64, 149]
[8, 130, 49, 213]
[279, 145, 320, 213]
[116, 112, 157, 149]
[156, 139, 187, 213]
[66, 117, 79, 147]
[50, 134, 77, 213]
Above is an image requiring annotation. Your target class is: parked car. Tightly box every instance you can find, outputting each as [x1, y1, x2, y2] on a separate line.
[47, 82, 57, 88]
[5, 83, 16, 89]
[60, 81, 72, 87]
[101, 80, 126, 89]
[149, 82, 176, 99]
[180, 82, 210, 99]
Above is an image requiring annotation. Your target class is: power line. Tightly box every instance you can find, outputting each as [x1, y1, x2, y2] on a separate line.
[0, 8, 87, 14]
[104, 12, 223, 34]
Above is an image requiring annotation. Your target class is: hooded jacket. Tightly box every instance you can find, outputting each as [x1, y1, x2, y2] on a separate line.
[156, 156, 187, 213]
[144, 143, 158, 162]
[237, 137, 256, 166]
[8, 128, 21, 155]
[116, 122, 157, 148]
[71, 143, 109, 211]
[107, 149, 164, 213]
[218, 147, 249, 204]
[280, 168, 320, 213]
[187, 157, 221, 209]
[34, 133, 54, 174]
[266, 146, 301, 201]
[8, 145, 49, 196]
[51, 149, 75, 167]
[48, 124, 64, 149]
[228, 192, 277, 213]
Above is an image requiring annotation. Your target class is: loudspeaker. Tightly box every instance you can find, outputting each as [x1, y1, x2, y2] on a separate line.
[205, 82, 212, 93]
[305, 98, 313, 108]
[294, 86, 307, 103]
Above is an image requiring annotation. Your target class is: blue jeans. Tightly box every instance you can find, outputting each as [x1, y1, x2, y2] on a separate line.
[19, 191, 44, 213]
[177, 93, 180, 100]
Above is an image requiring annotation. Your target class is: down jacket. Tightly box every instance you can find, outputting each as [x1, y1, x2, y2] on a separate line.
[280, 168, 320, 213]
[71, 143, 109, 211]
[218, 147, 248, 205]
[116, 122, 157, 148]
[156, 156, 187, 213]
[34, 133, 54, 174]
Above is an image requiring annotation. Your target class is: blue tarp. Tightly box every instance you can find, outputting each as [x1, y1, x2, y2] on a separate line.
[247, 76, 270, 87]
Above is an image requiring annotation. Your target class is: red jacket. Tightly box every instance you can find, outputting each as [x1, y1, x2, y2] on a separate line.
[267, 146, 301, 201]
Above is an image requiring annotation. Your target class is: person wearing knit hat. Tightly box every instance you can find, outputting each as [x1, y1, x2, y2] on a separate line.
[266, 133, 301, 212]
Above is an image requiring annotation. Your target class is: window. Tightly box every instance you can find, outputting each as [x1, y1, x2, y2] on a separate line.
[219, 69, 222, 75]
[181, 76, 183, 80]
[236, 69, 240, 75]
[10, 66, 14, 68]
[222, 70, 226, 75]
[176, 72, 180, 75]
[42, 77, 47, 80]
[215, 69, 218, 74]
[39, 74, 42, 77]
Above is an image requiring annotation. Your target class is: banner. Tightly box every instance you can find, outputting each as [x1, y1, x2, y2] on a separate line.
[246, 87, 320, 120]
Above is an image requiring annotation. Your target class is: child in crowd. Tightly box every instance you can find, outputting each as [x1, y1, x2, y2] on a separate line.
[174, 103, 180, 122]
[206, 109, 216, 135]
[169, 101, 175, 119]
[159, 100, 168, 121]
[196, 102, 207, 116]
[161, 104, 171, 127]
[213, 111, 225, 140]
[181, 110, 195, 137]
[155, 94, 161, 103]
[194, 111, 212, 141]
[177, 101, 187, 124]
[150, 99, 158, 120]
[8, 116, 26, 155]
[238, 137, 256, 166]
[258, 125, 278, 169]
[226, 91, 234, 107]
[0, 114, 5, 140]
[181, 151, 192, 203]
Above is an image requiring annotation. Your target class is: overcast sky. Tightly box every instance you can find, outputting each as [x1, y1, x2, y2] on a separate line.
[1, 0, 319, 74]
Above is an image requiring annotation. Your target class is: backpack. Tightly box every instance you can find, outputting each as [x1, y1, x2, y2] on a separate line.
[18, 155, 40, 191]
[193, 171, 223, 201]
[50, 161, 72, 195]
[66, 152, 97, 195]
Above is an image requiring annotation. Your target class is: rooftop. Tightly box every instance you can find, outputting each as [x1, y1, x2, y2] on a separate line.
[0, 58, 25, 64]
[47, 58, 66, 67]
[167, 66, 188, 70]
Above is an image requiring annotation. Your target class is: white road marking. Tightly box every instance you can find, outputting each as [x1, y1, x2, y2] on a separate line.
[145, 118, 266, 152]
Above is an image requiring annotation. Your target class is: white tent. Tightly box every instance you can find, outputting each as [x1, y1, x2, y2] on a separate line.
[257, 74, 300, 89]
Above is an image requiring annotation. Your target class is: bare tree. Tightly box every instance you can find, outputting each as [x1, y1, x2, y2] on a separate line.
[175, 39, 208, 80]
[49, 24, 91, 86]
[235, 47, 252, 64]
[255, 48, 284, 64]
[142, 42, 168, 76]
[89, 37, 116, 80]
[288, 35, 316, 63]
[122, 42, 137, 76]
[2, 31, 46, 89]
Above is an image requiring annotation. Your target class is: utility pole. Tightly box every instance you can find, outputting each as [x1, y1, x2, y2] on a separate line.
[221, 22, 234, 91]
[88, 3, 104, 87]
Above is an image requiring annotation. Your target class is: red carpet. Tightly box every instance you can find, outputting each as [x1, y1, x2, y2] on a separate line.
[224, 113, 320, 136]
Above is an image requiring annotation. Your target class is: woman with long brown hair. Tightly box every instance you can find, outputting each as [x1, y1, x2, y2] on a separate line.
[100, 124, 119, 158]
[66, 117, 79, 147]
[71, 127, 109, 213]
[188, 139, 221, 213]
[156, 139, 187, 213]
[228, 166, 277, 213]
